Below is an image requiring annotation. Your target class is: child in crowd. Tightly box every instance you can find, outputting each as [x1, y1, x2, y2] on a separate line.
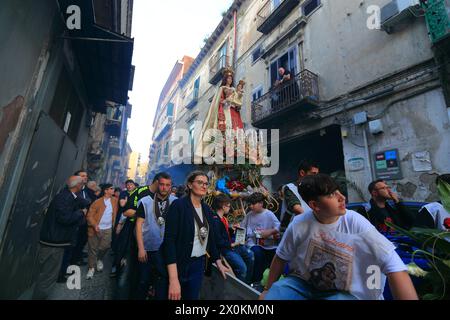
[212, 194, 254, 284]
[239, 192, 280, 284]
[261, 174, 418, 300]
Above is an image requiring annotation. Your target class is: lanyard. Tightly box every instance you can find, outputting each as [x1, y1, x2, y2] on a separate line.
[192, 203, 209, 245]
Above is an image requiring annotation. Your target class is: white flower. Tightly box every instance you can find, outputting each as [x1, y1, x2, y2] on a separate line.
[407, 263, 428, 278]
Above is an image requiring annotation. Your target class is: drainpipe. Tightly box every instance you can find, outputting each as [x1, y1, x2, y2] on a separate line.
[233, 9, 237, 69]
[362, 125, 375, 181]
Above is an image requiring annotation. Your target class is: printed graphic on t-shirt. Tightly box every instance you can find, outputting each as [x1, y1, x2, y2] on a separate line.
[303, 239, 353, 292]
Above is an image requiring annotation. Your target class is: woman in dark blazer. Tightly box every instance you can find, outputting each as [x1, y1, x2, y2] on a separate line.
[162, 171, 230, 300]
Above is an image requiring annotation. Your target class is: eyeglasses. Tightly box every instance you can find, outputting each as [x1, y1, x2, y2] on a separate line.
[193, 180, 209, 187]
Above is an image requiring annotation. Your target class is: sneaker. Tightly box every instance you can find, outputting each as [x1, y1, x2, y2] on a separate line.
[86, 268, 95, 280]
[96, 260, 104, 272]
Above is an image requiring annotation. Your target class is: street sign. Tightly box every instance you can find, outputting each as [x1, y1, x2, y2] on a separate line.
[374, 149, 403, 180]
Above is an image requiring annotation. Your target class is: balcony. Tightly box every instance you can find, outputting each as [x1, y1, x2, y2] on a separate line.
[109, 138, 121, 156]
[209, 54, 231, 85]
[112, 160, 121, 172]
[186, 88, 199, 109]
[257, 0, 300, 35]
[154, 116, 173, 141]
[252, 69, 320, 127]
[105, 106, 123, 137]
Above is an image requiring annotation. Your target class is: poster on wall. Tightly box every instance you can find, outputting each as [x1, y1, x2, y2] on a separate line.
[374, 149, 402, 180]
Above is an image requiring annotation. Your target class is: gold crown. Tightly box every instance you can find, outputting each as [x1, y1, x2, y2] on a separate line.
[222, 67, 234, 77]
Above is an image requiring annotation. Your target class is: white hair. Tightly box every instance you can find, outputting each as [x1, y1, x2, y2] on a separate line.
[67, 176, 83, 188]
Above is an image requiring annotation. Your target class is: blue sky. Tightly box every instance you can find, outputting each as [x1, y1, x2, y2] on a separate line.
[127, 0, 234, 159]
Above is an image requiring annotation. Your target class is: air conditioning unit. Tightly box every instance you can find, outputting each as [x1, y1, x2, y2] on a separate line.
[381, 0, 422, 33]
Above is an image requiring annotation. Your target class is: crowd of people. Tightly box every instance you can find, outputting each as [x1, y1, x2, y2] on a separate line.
[31, 162, 450, 300]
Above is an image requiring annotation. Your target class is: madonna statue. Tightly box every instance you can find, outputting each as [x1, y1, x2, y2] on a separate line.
[196, 68, 245, 159]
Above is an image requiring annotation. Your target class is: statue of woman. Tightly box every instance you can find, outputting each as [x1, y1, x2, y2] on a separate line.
[197, 68, 244, 159]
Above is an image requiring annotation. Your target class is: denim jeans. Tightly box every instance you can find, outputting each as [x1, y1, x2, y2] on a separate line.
[136, 250, 168, 300]
[250, 246, 276, 283]
[179, 256, 205, 300]
[223, 245, 254, 284]
[265, 276, 357, 300]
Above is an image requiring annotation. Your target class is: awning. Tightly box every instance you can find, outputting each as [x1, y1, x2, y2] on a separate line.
[57, 0, 134, 113]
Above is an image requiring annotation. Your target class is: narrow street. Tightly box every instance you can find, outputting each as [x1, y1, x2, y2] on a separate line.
[1, 0, 450, 305]
[47, 254, 115, 300]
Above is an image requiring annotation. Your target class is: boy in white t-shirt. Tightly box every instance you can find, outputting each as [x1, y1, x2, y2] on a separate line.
[261, 174, 418, 300]
[239, 192, 281, 283]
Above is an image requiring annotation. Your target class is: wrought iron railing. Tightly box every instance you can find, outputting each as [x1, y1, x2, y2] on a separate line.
[256, 0, 299, 30]
[186, 87, 199, 109]
[209, 54, 230, 82]
[252, 69, 319, 124]
[109, 138, 121, 156]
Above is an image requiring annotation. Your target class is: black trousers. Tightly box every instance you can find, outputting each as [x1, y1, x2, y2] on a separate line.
[71, 224, 88, 263]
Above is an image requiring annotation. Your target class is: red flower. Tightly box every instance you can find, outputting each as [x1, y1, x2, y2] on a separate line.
[443, 218, 450, 230]
[227, 180, 245, 192]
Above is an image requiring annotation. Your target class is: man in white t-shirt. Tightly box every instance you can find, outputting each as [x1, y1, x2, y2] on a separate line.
[261, 174, 418, 300]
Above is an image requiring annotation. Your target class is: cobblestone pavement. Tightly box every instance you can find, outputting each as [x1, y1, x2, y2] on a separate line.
[47, 252, 116, 300]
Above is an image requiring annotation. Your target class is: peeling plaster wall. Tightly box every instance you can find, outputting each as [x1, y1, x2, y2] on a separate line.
[302, 0, 434, 100]
[342, 89, 450, 202]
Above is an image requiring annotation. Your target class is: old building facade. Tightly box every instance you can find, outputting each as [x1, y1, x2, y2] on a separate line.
[0, 0, 135, 298]
[148, 56, 194, 183]
[150, 0, 449, 203]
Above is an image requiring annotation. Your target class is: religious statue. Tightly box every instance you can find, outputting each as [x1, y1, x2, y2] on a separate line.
[196, 68, 245, 159]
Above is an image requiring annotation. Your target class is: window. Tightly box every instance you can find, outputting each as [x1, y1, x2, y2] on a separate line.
[193, 76, 200, 99]
[270, 46, 298, 88]
[164, 142, 169, 157]
[302, 0, 321, 17]
[218, 42, 228, 68]
[252, 46, 263, 64]
[252, 86, 263, 102]
[166, 103, 174, 117]
[271, 0, 282, 11]
[156, 148, 161, 163]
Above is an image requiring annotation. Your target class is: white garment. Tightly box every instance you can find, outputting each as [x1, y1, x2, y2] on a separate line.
[420, 202, 450, 230]
[99, 198, 113, 230]
[277, 210, 406, 300]
[191, 206, 208, 258]
[281, 183, 312, 222]
[241, 209, 280, 250]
